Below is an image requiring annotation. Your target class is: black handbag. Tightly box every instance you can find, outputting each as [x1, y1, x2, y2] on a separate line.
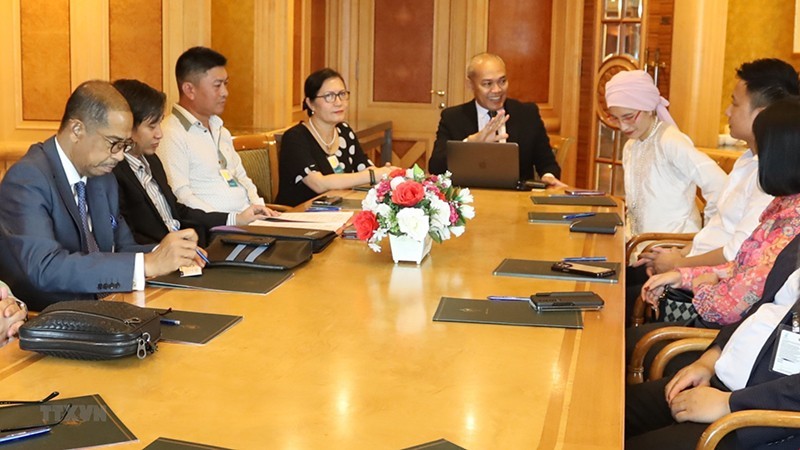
[19, 301, 160, 360]
[205, 232, 313, 270]
[657, 286, 697, 323]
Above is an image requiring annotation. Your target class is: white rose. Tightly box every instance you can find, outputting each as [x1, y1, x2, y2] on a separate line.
[458, 188, 473, 204]
[390, 176, 406, 190]
[375, 203, 392, 219]
[406, 168, 415, 178]
[395, 207, 430, 241]
[429, 197, 451, 228]
[460, 204, 475, 220]
[362, 189, 379, 211]
[450, 226, 465, 237]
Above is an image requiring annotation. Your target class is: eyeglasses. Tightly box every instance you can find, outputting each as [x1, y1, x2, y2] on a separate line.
[315, 90, 350, 103]
[607, 110, 642, 127]
[0, 391, 71, 434]
[99, 133, 135, 154]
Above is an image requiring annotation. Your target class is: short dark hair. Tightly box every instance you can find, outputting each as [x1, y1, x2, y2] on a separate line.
[112, 79, 166, 128]
[737, 59, 800, 110]
[755, 98, 800, 196]
[175, 46, 227, 92]
[303, 68, 345, 117]
[58, 80, 130, 132]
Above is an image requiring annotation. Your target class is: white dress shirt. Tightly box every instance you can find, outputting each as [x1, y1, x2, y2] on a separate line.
[688, 150, 773, 260]
[623, 122, 727, 237]
[716, 269, 800, 390]
[54, 139, 145, 290]
[158, 104, 264, 213]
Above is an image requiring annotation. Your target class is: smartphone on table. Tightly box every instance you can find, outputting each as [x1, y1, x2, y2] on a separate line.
[312, 195, 343, 206]
[551, 261, 615, 278]
[529, 292, 605, 311]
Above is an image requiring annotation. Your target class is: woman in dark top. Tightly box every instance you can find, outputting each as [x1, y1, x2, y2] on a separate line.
[276, 68, 399, 206]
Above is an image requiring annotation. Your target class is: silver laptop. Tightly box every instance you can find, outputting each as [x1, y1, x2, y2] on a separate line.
[445, 140, 520, 189]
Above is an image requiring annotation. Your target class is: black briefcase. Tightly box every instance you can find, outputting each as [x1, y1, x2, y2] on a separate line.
[205, 232, 313, 270]
[212, 225, 337, 253]
[19, 301, 160, 360]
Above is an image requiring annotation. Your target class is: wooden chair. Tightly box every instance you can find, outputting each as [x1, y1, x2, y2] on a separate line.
[625, 232, 696, 326]
[231, 133, 290, 212]
[548, 134, 573, 169]
[629, 327, 800, 450]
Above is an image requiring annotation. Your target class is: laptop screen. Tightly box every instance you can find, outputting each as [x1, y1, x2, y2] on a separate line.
[445, 141, 521, 189]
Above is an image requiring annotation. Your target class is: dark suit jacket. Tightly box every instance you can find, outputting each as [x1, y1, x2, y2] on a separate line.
[429, 98, 560, 180]
[113, 153, 227, 246]
[707, 233, 800, 448]
[0, 137, 154, 311]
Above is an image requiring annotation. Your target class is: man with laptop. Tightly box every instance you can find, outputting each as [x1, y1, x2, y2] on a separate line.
[429, 52, 566, 188]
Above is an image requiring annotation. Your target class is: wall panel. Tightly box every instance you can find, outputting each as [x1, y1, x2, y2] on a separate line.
[20, 0, 70, 121]
[211, 0, 255, 131]
[487, 0, 552, 104]
[373, 0, 434, 103]
[109, 0, 163, 90]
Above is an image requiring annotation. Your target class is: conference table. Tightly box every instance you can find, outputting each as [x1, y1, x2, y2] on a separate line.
[0, 188, 626, 449]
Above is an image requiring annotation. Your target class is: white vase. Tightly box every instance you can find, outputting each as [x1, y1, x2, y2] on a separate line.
[388, 234, 432, 264]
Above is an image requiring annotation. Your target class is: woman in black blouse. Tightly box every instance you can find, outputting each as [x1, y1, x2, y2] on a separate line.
[276, 68, 400, 206]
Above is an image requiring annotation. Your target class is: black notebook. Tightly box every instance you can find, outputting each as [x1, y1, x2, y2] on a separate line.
[144, 437, 232, 450]
[493, 259, 620, 284]
[147, 266, 293, 294]
[432, 297, 583, 329]
[568, 215, 620, 234]
[531, 195, 618, 207]
[402, 438, 467, 450]
[528, 212, 623, 225]
[149, 309, 243, 345]
[0, 394, 136, 449]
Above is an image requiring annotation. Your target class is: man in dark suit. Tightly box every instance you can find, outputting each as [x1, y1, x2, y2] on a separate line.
[0, 80, 203, 311]
[111, 79, 272, 247]
[626, 231, 800, 450]
[429, 53, 566, 186]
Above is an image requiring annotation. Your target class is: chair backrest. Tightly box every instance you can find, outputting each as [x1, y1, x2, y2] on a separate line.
[232, 133, 278, 203]
[548, 134, 573, 168]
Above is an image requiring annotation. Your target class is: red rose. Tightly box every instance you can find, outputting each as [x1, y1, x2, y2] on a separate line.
[391, 181, 425, 207]
[353, 210, 379, 240]
[389, 168, 407, 179]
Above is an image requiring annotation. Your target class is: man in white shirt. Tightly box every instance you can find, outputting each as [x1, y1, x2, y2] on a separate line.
[635, 59, 799, 274]
[625, 59, 800, 326]
[0, 81, 203, 311]
[159, 46, 274, 214]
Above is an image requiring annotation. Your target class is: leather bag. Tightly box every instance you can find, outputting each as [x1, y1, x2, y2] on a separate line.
[19, 301, 160, 360]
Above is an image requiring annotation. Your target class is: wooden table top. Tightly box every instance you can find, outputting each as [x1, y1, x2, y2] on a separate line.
[0, 189, 625, 449]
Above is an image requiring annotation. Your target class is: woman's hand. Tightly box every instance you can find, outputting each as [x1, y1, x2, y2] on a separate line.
[641, 271, 682, 308]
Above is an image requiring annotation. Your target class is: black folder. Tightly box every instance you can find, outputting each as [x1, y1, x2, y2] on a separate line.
[0, 394, 135, 449]
[402, 438, 467, 450]
[568, 215, 620, 234]
[432, 297, 583, 329]
[493, 259, 620, 284]
[144, 437, 232, 450]
[211, 225, 336, 253]
[147, 266, 293, 294]
[531, 195, 618, 207]
[149, 309, 243, 345]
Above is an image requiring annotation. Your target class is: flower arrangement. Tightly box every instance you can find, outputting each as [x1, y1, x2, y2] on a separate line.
[352, 165, 475, 252]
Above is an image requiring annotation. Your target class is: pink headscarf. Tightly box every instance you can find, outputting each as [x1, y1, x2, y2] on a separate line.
[604, 70, 677, 127]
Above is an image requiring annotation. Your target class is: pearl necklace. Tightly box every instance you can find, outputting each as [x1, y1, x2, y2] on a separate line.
[308, 117, 338, 150]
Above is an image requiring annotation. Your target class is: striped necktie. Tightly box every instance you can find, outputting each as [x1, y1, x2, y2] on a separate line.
[74, 181, 100, 253]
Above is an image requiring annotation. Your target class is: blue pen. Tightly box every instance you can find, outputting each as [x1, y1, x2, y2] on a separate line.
[306, 206, 342, 212]
[562, 256, 607, 262]
[160, 318, 181, 326]
[487, 296, 530, 302]
[562, 212, 596, 220]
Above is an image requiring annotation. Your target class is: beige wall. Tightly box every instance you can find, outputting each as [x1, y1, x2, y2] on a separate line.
[719, 0, 800, 132]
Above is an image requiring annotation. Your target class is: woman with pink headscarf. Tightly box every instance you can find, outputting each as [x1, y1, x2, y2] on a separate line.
[604, 70, 726, 237]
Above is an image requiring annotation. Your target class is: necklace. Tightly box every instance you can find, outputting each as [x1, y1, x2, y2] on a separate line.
[308, 117, 338, 150]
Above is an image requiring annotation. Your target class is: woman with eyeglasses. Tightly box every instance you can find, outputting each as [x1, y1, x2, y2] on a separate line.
[276, 68, 401, 206]
[604, 70, 726, 238]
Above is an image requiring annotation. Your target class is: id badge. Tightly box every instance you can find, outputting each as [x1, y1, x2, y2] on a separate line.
[220, 169, 238, 187]
[770, 324, 800, 376]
